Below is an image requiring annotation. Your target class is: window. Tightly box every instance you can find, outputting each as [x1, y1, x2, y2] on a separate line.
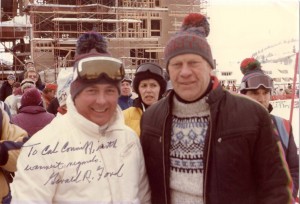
[151, 20, 161, 36]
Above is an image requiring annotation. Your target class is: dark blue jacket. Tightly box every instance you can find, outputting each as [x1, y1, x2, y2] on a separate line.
[118, 95, 133, 110]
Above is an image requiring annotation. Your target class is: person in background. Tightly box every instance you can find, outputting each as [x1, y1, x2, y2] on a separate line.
[0, 74, 16, 101]
[239, 57, 299, 199]
[140, 13, 293, 204]
[20, 78, 36, 93]
[42, 83, 58, 110]
[11, 32, 150, 203]
[18, 60, 44, 91]
[11, 87, 55, 136]
[23, 68, 44, 91]
[4, 82, 21, 115]
[17, 59, 35, 82]
[0, 108, 28, 203]
[118, 75, 134, 110]
[123, 62, 167, 136]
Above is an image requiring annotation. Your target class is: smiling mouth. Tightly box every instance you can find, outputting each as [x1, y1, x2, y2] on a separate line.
[92, 107, 107, 113]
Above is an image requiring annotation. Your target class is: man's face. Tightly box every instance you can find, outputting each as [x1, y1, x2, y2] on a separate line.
[245, 87, 271, 110]
[168, 54, 212, 101]
[120, 81, 132, 96]
[27, 71, 38, 83]
[74, 83, 119, 126]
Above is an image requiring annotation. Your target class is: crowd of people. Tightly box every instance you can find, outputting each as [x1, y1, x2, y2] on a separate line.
[0, 13, 298, 204]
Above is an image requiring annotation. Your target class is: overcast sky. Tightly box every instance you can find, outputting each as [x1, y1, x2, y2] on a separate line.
[207, 0, 299, 68]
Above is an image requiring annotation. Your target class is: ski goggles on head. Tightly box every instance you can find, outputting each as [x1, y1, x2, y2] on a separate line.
[136, 63, 164, 77]
[240, 75, 273, 91]
[74, 56, 125, 82]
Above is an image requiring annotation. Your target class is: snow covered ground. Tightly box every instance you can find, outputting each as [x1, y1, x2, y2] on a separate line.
[270, 98, 299, 148]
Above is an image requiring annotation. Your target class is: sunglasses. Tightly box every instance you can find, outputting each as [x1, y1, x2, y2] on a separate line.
[136, 63, 163, 76]
[240, 75, 273, 91]
[74, 56, 125, 81]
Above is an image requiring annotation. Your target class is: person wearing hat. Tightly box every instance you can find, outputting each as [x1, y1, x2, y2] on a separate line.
[118, 75, 134, 110]
[20, 78, 36, 93]
[0, 74, 16, 101]
[139, 13, 293, 204]
[239, 57, 299, 199]
[42, 83, 58, 110]
[11, 32, 150, 203]
[123, 62, 167, 136]
[11, 87, 55, 136]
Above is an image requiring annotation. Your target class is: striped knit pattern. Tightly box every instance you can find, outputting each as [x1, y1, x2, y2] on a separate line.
[170, 96, 210, 204]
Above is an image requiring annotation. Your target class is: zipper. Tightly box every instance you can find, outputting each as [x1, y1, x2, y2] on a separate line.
[203, 115, 212, 204]
[162, 107, 169, 204]
[217, 130, 257, 143]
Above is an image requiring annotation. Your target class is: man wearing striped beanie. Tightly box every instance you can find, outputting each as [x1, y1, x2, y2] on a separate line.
[140, 13, 293, 204]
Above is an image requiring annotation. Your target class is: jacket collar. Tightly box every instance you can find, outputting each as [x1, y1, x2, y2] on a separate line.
[66, 95, 126, 137]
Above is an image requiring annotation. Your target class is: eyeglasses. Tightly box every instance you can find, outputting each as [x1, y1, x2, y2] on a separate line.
[74, 56, 125, 81]
[28, 75, 37, 79]
[136, 63, 163, 77]
[240, 75, 273, 91]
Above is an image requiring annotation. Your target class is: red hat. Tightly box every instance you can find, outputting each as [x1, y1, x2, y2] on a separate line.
[21, 88, 43, 107]
[45, 83, 58, 91]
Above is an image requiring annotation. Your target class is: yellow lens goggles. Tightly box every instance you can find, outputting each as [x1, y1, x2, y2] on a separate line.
[75, 56, 125, 81]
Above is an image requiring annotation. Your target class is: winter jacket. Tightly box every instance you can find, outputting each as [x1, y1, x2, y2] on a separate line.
[11, 96, 151, 203]
[0, 109, 28, 202]
[123, 106, 143, 136]
[271, 114, 299, 198]
[118, 94, 134, 110]
[0, 81, 13, 101]
[12, 105, 55, 136]
[140, 81, 293, 204]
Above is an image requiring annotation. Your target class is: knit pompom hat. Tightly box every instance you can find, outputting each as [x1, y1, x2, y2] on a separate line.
[21, 78, 36, 92]
[239, 58, 273, 94]
[164, 13, 214, 70]
[70, 32, 121, 101]
[133, 63, 167, 98]
[21, 88, 43, 107]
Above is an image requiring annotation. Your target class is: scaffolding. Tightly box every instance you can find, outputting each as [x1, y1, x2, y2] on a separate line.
[0, 0, 209, 82]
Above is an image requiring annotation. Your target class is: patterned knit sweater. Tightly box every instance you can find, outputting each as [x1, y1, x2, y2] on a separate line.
[170, 96, 210, 204]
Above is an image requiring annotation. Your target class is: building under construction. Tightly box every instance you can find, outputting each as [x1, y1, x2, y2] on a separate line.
[0, 0, 208, 82]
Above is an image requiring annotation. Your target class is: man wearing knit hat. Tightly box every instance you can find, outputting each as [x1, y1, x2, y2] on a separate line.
[140, 13, 293, 204]
[11, 32, 150, 203]
[239, 57, 298, 199]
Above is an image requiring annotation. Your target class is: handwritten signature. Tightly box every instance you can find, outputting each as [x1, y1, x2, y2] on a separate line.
[25, 139, 117, 157]
[43, 164, 124, 185]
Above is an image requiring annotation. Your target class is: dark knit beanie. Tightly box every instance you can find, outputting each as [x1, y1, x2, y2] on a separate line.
[21, 88, 43, 107]
[133, 63, 167, 98]
[164, 13, 214, 70]
[239, 58, 273, 94]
